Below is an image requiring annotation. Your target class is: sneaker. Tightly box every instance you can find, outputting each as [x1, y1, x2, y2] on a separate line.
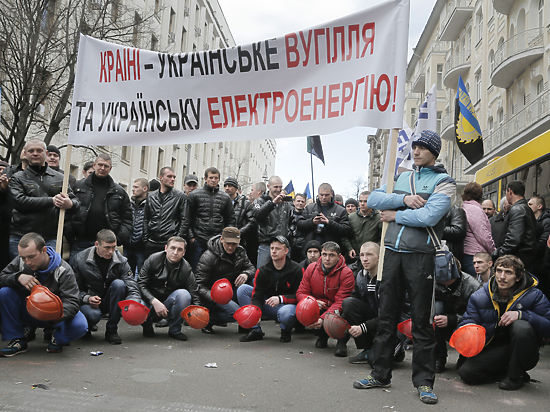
[238, 326, 250, 334]
[353, 375, 391, 389]
[417, 386, 438, 404]
[498, 377, 524, 391]
[280, 329, 292, 343]
[90, 325, 98, 332]
[46, 337, 63, 353]
[349, 349, 369, 364]
[0, 339, 28, 357]
[155, 319, 169, 328]
[335, 339, 348, 357]
[168, 332, 188, 341]
[240, 328, 264, 342]
[142, 322, 156, 338]
[105, 330, 122, 345]
[201, 324, 215, 334]
[315, 336, 328, 348]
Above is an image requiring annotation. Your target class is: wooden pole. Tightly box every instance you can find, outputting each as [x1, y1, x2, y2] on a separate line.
[376, 128, 400, 281]
[55, 144, 72, 255]
[310, 152, 315, 200]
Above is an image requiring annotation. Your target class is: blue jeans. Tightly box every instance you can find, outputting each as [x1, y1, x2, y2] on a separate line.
[80, 279, 127, 332]
[9, 236, 56, 260]
[210, 299, 240, 324]
[461, 254, 476, 277]
[189, 239, 207, 270]
[236, 284, 297, 331]
[0, 287, 88, 344]
[256, 244, 271, 269]
[146, 289, 191, 335]
[124, 245, 147, 279]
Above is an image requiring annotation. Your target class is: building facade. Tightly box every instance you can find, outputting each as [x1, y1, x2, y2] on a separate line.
[369, 0, 549, 203]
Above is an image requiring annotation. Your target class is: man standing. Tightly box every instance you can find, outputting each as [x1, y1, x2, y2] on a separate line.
[8, 139, 78, 259]
[248, 181, 266, 203]
[482, 199, 496, 219]
[289, 193, 307, 262]
[69, 153, 132, 258]
[253, 176, 294, 268]
[126, 178, 149, 275]
[0, 233, 87, 355]
[296, 241, 354, 353]
[183, 174, 199, 195]
[143, 167, 187, 257]
[237, 236, 303, 343]
[138, 237, 200, 341]
[195, 227, 255, 333]
[473, 252, 493, 284]
[492, 181, 537, 272]
[182, 167, 235, 269]
[343, 191, 382, 261]
[296, 183, 352, 252]
[345, 198, 359, 215]
[354, 130, 455, 405]
[73, 229, 140, 344]
[528, 195, 550, 293]
[46, 145, 75, 187]
[298, 240, 322, 272]
[491, 198, 511, 249]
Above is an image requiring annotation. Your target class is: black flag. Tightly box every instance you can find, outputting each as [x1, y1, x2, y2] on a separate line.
[307, 135, 325, 164]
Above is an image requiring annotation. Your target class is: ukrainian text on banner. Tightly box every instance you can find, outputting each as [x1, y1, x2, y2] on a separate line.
[68, 0, 409, 146]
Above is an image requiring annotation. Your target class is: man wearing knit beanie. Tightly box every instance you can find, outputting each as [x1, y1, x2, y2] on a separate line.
[411, 129, 441, 159]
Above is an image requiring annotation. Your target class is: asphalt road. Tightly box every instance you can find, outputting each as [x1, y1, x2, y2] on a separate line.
[1, 320, 549, 411]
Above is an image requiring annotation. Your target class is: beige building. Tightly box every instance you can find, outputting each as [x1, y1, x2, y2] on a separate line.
[369, 0, 549, 203]
[2, 0, 276, 192]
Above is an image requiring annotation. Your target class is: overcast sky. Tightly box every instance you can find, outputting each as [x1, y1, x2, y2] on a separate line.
[217, 0, 437, 199]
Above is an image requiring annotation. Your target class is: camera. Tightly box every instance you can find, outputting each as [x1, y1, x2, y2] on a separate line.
[282, 195, 293, 201]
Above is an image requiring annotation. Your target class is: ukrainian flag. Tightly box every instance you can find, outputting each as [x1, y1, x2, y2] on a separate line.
[455, 76, 483, 164]
[304, 183, 312, 199]
[284, 180, 295, 198]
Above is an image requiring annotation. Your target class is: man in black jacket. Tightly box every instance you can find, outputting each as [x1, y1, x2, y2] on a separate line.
[69, 153, 132, 262]
[0, 233, 87, 356]
[237, 236, 303, 343]
[253, 176, 294, 268]
[73, 229, 141, 344]
[143, 167, 187, 257]
[46, 145, 76, 188]
[492, 181, 537, 272]
[195, 227, 256, 333]
[182, 167, 235, 269]
[528, 195, 550, 297]
[8, 139, 78, 259]
[126, 178, 149, 275]
[138, 236, 200, 341]
[296, 183, 352, 253]
[442, 205, 467, 263]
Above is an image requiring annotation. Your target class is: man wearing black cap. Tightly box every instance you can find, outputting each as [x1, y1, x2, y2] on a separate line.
[299, 240, 321, 272]
[354, 130, 456, 405]
[184, 174, 199, 195]
[224, 177, 256, 263]
[345, 198, 358, 215]
[46, 145, 76, 188]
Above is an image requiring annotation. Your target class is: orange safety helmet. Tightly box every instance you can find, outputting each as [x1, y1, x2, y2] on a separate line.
[449, 324, 486, 357]
[118, 300, 150, 326]
[181, 305, 210, 329]
[296, 296, 320, 327]
[322, 312, 350, 339]
[233, 305, 262, 329]
[211, 278, 233, 305]
[397, 319, 413, 340]
[26, 285, 63, 321]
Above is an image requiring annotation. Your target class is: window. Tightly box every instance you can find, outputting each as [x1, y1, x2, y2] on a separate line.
[539, 0, 544, 29]
[121, 146, 130, 162]
[437, 111, 442, 134]
[157, 148, 165, 176]
[497, 108, 504, 124]
[476, 9, 483, 43]
[140, 147, 149, 171]
[488, 116, 493, 131]
[537, 78, 544, 95]
[475, 70, 482, 102]
[436, 64, 443, 89]
[411, 108, 417, 126]
[168, 8, 176, 42]
[171, 156, 177, 170]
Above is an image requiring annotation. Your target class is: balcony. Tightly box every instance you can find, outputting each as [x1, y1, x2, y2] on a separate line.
[411, 63, 425, 93]
[491, 28, 544, 88]
[443, 51, 471, 89]
[466, 89, 550, 173]
[440, 110, 455, 141]
[439, 0, 474, 42]
[492, 0, 514, 15]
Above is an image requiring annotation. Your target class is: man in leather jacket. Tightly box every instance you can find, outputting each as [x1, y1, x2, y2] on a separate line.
[138, 236, 200, 341]
[143, 167, 187, 257]
[7, 139, 78, 259]
[492, 181, 537, 273]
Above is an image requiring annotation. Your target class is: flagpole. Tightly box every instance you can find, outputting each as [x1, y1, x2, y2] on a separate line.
[377, 129, 399, 281]
[310, 152, 315, 200]
[55, 144, 72, 255]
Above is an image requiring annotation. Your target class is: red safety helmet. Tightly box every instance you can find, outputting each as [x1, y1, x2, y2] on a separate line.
[397, 319, 413, 340]
[296, 296, 320, 327]
[181, 305, 210, 329]
[233, 305, 262, 329]
[211, 278, 233, 304]
[323, 312, 350, 339]
[449, 324, 486, 357]
[26, 285, 63, 321]
[118, 300, 150, 326]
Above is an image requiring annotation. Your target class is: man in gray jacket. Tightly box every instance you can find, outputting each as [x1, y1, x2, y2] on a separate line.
[73, 229, 140, 345]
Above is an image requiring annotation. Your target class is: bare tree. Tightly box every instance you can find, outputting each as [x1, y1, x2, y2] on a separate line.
[0, 0, 154, 163]
[350, 175, 367, 200]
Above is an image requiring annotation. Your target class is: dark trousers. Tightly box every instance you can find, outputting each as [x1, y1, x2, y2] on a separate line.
[433, 300, 453, 361]
[79, 279, 127, 333]
[370, 249, 436, 388]
[342, 296, 377, 349]
[458, 320, 540, 384]
[125, 244, 146, 277]
[189, 238, 207, 270]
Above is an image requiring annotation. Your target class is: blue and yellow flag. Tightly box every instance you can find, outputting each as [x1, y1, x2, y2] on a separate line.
[455, 76, 483, 164]
[284, 180, 295, 198]
[304, 183, 312, 199]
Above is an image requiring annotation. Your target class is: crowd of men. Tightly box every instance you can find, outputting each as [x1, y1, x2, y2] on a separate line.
[1, 132, 550, 406]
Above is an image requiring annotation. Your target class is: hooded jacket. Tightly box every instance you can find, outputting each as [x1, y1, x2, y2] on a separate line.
[459, 273, 550, 344]
[0, 249, 80, 320]
[367, 165, 455, 253]
[251, 258, 303, 307]
[296, 255, 355, 318]
[195, 235, 256, 303]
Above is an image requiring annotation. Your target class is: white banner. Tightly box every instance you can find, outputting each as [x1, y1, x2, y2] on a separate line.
[68, 0, 409, 146]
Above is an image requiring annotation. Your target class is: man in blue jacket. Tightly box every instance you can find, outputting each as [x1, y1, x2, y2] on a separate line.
[457, 255, 550, 390]
[353, 130, 455, 405]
